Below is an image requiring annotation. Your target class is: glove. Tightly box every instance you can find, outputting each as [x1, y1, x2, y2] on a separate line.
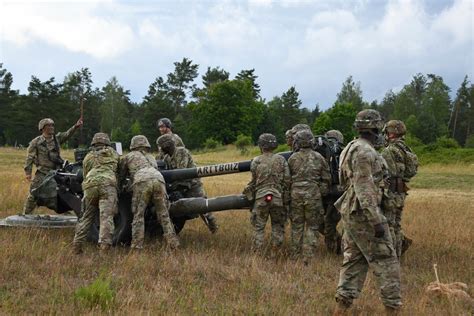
[373, 223, 385, 238]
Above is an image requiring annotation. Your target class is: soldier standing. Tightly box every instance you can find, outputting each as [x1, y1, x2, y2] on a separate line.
[381, 120, 417, 258]
[23, 117, 83, 214]
[322, 129, 345, 254]
[73, 133, 119, 254]
[334, 110, 401, 315]
[157, 134, 219, 233]
[243, 133, 290, 255]
[119, 135, 179, 250]
[156, 118, 184, 160]
[288, 130, 331, 262]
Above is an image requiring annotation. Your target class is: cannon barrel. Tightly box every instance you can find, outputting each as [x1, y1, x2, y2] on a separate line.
[160, 151, 292, 182]
[168, 194, 251, 217]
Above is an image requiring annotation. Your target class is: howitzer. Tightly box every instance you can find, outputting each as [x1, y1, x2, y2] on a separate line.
[23, 150, 292, 245]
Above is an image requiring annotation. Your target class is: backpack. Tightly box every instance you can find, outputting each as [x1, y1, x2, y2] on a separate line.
[396, 142, 418, 179]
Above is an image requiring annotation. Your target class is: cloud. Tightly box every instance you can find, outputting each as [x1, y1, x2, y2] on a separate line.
[1, 0, 134, 59]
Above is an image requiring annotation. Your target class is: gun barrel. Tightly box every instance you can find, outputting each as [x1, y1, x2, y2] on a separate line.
[169, 194, 251, 217]
[161, 151, 292, 183]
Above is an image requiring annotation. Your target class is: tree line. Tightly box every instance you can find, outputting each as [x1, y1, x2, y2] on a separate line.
[0, 60, 472, 149]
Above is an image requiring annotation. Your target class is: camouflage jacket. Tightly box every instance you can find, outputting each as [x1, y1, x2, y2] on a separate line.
[245, 152, 290, 202]
[24, 126, 77, 175]
[82, 146, 119, 190]
[119, 150, 165, 188]
[156, 133, 185, 160]
[288, 148, 331, 200]
[163, 147, 200, 191]
[335, 138, 385, 225]
[382, 138, 416, 182]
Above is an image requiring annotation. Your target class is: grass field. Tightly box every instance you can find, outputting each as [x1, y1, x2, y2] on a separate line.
[0, 147, 473, 314]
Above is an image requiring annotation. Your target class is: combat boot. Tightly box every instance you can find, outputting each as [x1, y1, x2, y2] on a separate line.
[385, 306, 401, 315]
[165, 235, 180, 250]
[72, 243, 83, 255]
[206, 216, 219, 234]
[333, 302, 350, 316]
[99, 243, 111, 252]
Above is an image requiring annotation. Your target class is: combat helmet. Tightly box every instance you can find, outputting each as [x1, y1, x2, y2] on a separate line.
[384, 120, 406, 136]
[294, 130, 314, 148]
[258, 133, 278, 150]
[91, 132, 111, 146]
[157, 134, 175, 148]
[325, 130, 344, 144]
[291, 124, 311, 136]
[38, 118, 54, 131]
[130, 135, 151, 150]
[353, 109, 384, 132]
[157, 118, 172, 129]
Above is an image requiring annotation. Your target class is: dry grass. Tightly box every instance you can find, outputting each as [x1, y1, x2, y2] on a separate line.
[0, 147, 473, 314]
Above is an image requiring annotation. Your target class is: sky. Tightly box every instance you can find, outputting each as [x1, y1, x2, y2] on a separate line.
[0, 0, 473, 109]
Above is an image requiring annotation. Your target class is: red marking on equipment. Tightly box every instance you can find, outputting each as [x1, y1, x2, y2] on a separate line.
[265, 194, 273, 202]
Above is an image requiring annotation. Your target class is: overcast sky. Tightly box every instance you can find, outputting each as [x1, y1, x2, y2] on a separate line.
[1, 0, 473, 109]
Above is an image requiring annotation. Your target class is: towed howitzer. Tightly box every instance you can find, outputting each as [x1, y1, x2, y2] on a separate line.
[34, 150, 293, 245]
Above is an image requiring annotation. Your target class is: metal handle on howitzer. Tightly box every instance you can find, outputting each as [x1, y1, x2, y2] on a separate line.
[168, 194, 252, 217]
[160, 151, 292, 183]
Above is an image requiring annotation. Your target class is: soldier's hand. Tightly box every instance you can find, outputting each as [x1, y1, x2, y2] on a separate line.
[75, 118, 84, 128]
[374, 223, 385, 238]
[25, 174, 32, 182]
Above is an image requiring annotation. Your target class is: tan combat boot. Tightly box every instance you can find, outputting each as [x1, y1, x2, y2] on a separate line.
[385, 306, 401, 315]
[73, 243, 83, 255]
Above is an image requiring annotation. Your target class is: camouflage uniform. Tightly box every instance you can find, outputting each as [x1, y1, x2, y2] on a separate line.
[381, 121, 417, 257]
[119, 135, 178, 249]
[156, 133, 184, 160]
[334, 110, 401, 311]
[288, 130, 331, 260]
[322, 130, 345, 254]
[244, 134, 290, 251]
[162, 145, 218, 233]
[23, 120, 78, 214]
[73, 133, 119, 249]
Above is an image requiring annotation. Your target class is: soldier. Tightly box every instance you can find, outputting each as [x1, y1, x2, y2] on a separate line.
[156, 118, 184, 160]
[23, 117, 83, 214]
[381, 120, 418, 258]
[322, 129, 345, 254]
[334, 110, 401, 315]
[288, 130, 331, 262]
[285, 129, 293, 148]
[72, 133, 119, 254]
[119, 135, 179, 250]
[157, 134, 219, 233]
[243, 133, 290, 255]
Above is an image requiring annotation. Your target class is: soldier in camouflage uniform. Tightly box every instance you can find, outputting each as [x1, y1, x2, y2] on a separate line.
[322, 129, 345, 254]
[157, 134, 218, 233]
[243, 133, 290, 254]
[381, 120, 417, 258]
[119, 135, 179, 250]
[73, 133, 119, 254]
[288, 130, 331, 261]
[23, 117, 83, 214]
[334, 110, 401, 315]
[156, 118, 185, 160]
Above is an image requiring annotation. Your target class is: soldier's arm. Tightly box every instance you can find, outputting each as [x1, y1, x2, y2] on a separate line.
[319, 157, 331, 196]
[118, 155, 128, 186]
[175, 134, 185, 147]
[243, 160, 257, 199]
[24, 140, 37, 178]
[56, 119, 82, 144]
[381, 147, 397, 176]
[352, 150, 383, 225]
[82, 155, 91, 179]
[282, 160, 291, 206]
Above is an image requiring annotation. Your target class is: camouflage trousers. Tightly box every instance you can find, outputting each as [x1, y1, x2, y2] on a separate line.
[382, 193, 406, 258]
[73, 184, 118, 246]
[183, 184, 218, 232]
[23, 170, 56, 214]
[290, 198, 325, 259]
[335, 210, 402, 309]
[322, 196, 342, 254]
[251, 197, 286, 250]
[131, 179, 177, 249]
